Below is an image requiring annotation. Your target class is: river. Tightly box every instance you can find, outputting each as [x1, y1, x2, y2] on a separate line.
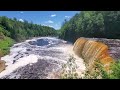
[0, 37, 86, 79]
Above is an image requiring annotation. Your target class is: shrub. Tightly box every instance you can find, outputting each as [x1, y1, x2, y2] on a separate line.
[60, 55, 79, 79]
[83, 61, 110, 79]
[109, 60, 120, 79]
[83, 60, 120, 79]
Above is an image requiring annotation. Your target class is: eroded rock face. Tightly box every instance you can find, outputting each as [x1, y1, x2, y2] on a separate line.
[73, 38, 114, 71]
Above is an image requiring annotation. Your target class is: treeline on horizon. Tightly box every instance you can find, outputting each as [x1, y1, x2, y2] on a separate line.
[0, 16, 57, 56]
[0, 16, 57, 42]
[59, 11, 120, 42]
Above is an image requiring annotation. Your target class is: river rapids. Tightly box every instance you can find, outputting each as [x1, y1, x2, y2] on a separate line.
[0, 37, 86, 79]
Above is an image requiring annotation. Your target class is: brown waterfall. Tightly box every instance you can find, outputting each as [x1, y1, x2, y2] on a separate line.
[73, 38, 114, 71]
[73, 38, 88, 57]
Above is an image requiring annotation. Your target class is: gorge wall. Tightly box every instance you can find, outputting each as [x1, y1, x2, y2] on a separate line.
[73, 38, 115, 71]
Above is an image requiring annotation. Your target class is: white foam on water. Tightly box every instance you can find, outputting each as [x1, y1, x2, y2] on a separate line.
[0, 54, 38, 78]
[0, 37, 86, 78]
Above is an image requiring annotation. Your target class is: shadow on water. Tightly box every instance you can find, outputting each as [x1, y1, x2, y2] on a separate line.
[28, 39, 49, 46]
[28, 38, 73, 48]
[36, 39, 49, 46]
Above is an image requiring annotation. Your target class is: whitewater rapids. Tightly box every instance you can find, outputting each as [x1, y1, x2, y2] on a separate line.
[0, 37, 86, 79]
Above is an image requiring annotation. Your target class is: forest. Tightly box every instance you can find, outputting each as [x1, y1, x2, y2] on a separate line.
[59, 11, 120, 42]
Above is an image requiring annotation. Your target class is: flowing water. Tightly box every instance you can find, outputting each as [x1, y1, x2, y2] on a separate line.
[0, 37, 86, 79]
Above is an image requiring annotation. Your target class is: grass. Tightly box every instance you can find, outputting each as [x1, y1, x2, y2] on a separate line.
[108, 60, 120, 79]
[0, 37, 14, 56]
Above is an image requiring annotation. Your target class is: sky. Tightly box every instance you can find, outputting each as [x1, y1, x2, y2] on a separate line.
[0, 11, 80, 30]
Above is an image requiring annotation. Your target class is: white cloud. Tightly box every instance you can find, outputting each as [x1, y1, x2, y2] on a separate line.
[42, 24, 46, 26]
[48, 25, 53, 28]
[65, 16, 71, 18]
[45, 20, 54, 23]
[19, 19, 24, 22]
[42, 24, 53, 28]
[20, 11, 24, 14]
[51, 14, 56, 17]
[42, 24, 48, 26]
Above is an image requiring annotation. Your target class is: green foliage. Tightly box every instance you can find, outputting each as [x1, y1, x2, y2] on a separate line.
[83, 60, 120, 79]
[83, 61, 110, 79]
[0, 16, 57, 42]
[109, 60, 120, 79]
[60, 55, 79, 79]
[0, 36, 14, 56]
[60, 56, 120, 79]
[59, 11, 120, 42]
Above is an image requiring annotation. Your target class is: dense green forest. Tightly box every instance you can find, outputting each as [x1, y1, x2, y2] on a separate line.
[0, 16, 57, 42]
[59, 11, 120, 42]
[0, 16, 57, 56]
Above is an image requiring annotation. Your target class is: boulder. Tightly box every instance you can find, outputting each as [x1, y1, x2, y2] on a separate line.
[0, 60, 6, 73]
[0, 52, 6, 73]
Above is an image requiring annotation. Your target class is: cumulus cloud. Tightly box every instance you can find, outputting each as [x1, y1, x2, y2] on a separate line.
[20, 11, 24, 14]
[51, 14, 56, 17]
[65, 16, 71, 18]
[45, 20, 54, 23]
[19, 19, 24, 22]
[42, 24, 48, 26]
[42, 24, 53, 28]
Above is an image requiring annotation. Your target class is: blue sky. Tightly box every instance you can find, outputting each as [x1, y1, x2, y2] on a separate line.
[0, 11, 80, 30]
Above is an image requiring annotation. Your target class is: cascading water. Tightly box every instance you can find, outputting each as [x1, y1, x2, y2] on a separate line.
[73, 38, 114, 71]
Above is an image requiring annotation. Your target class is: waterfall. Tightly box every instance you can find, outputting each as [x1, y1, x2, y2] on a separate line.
[73, 38, 114, 71]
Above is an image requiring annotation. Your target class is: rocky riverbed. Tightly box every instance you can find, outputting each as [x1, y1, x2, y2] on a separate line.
[0, 37, 86, 79]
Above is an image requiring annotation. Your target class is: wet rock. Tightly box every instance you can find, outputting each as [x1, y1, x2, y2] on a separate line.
[12, 60, 16, 64]
[28, 41, 37, 45]
[2, 59, 59, 79]
[26, 49, 31, 51]
[0, 60, 6, 73]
